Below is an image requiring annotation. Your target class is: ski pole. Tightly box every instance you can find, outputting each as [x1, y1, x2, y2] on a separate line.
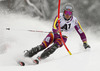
[58, 0, 72, 55]
[6, 28, 60, 34]
[28, 30, 51, 33]
[6, 27, 51, 33]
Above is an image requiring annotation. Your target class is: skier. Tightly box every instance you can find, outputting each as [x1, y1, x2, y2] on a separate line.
[24, 3, 90, 62]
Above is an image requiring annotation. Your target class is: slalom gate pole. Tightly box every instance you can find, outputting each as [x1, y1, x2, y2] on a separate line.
[58, 0, 72, 55]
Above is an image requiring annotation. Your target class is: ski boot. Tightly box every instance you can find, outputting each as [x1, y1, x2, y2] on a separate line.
[24, 45, 45, 57]
[33, 43, 58, 64]
[39, 43, 58, 59]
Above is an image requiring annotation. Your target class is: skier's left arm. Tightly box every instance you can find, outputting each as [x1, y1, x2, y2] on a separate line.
[74, 20, 90, 49]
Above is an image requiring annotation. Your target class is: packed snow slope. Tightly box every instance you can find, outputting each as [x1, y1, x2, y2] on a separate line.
[0, 14, 100, 71]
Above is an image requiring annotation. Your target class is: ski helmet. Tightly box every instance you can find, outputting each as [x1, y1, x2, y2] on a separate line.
[63, 3, 74, 16]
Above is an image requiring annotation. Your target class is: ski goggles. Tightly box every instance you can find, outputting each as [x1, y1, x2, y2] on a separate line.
[64, 10, 72, 15]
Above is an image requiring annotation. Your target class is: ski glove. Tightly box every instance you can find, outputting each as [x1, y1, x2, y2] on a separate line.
[83, 43, 90, 49]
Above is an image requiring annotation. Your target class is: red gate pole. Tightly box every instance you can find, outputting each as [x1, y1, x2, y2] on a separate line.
[58, 0, 72, 55]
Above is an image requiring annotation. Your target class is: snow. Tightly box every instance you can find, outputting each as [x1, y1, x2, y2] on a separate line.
[0, 13, 100, 71]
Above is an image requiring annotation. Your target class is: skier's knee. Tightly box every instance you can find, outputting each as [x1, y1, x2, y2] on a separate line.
[41, 32, 54, 48]
[55, 36, 67, 47]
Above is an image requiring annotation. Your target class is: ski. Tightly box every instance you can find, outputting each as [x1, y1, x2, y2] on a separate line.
[18, 61, 25, 66]
[17, 59, 39, 66]
[17, 49, 90, 66]
[33, 59, 39, 64]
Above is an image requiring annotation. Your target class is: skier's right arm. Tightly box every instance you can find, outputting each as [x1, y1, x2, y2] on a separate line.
[52, 16, 59, 33]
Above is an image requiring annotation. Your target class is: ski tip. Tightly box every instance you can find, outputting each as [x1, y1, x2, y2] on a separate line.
[33, 60, 39, 64]
[19, 62, 25, 66]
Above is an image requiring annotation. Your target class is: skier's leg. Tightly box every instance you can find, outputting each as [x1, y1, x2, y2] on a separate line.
[24, 32, 54, 57]
[39, 35, 67, 59]
[39, 43, 58, 59]
[54, 35, 67, 47]
[41, 32, 54, 48]
[24, 45, 45, 57]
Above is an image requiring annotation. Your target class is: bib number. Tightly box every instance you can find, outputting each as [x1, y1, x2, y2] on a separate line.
[61, 23, 71, 30]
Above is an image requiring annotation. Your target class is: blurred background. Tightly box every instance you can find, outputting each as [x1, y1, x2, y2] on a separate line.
[0, 0, 100, 67]
[0, 0, 100, 31]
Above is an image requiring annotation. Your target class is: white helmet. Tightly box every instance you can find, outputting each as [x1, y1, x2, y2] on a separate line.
[63, 3, 74, 15]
